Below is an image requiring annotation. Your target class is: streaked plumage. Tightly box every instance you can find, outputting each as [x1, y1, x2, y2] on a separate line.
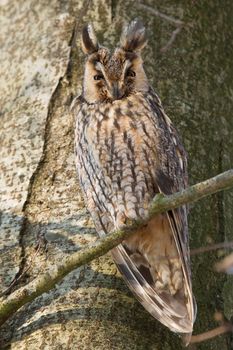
[72, 20, 196, 342]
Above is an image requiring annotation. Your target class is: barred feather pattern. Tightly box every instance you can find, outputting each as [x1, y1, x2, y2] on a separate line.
[73, 89, 195, 332]
[73, 20, 196, 342]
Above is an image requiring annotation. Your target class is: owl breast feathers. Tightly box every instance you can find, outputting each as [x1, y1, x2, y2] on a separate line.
[72, 20, 196, 342]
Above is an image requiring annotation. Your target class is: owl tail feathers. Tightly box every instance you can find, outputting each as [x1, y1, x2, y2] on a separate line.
[111, 244, 195, 342]
[182, 333, 192, 347]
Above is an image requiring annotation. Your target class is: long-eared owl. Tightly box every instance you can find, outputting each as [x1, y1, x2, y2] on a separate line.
[72, 20, 196, 340]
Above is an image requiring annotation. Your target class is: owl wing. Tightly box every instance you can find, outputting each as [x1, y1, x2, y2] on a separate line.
[110, 90, 196, 338]
[111, 210, 195, 337]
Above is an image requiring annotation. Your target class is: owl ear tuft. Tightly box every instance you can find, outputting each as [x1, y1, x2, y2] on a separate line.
[81, 24, 99, 55]
[120, 19, 147, 52]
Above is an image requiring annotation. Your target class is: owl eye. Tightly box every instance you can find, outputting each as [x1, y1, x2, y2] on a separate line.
[94, 74, 104, 80]
[126, 69, 136, 78]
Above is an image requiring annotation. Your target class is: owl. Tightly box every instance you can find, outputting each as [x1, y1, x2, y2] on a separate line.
[72, 20, 196, 341]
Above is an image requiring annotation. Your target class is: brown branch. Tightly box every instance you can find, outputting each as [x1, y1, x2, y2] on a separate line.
[190, 323, 233, 344]
[0, 169, 233, 327]
[137, 2, 184, 26]
[149, 169, 233, 215]
[137, 2, 193, 53]
[160, 27, 182, 53]
[190, 240, 233, 256]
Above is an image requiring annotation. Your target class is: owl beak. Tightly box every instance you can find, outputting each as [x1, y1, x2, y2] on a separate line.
[111, 82, 122, 100]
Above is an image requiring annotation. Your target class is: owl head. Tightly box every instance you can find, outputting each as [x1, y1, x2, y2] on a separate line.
[81, 20, 148, 104]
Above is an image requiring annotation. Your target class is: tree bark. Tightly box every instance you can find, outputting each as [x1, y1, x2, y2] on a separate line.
[0, 1, 233, 349]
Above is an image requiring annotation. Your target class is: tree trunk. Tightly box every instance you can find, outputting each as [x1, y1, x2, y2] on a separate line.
[0, 1, 232, 349]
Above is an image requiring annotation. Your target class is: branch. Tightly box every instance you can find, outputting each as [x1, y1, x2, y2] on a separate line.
[191, 311, 233, 343]
[190, 323, 233, 344]
[0, 169, 233, 327]
[191, 240, 233, 256]
[160, 27, 182, 53]
[137, 1, 191, 52]
[137, 2, 184, 26]
[149, 169, 233, 215]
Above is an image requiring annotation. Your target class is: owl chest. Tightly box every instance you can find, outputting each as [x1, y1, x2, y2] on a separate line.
[75, 104, 162, 220]
[80, 108, 160, 173]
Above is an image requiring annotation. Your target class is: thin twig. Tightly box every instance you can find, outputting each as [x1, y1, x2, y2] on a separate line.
[160, 27, 182, 52]
[137, 1, 192, 53]
[1, 240, 42, 297]
[144, 239, 233, 261]
[191, 240, 233, 256]
[138, 2, 184, 26]
[0, 169, 233, 327]
[190, 323, 233, 344]
[145, 240, 233, 261]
